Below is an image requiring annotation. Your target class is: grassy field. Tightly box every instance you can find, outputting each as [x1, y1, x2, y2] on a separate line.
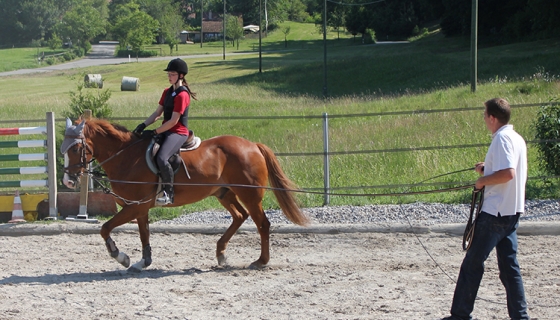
[0, 22, 559, 219]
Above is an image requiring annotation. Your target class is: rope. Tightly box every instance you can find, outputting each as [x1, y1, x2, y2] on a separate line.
[462, 187, 484, 251]
[399, 168, 474, 286]
[88, 175, 473, 198]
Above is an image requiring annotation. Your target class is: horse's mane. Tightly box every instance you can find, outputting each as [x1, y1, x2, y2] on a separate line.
[83, 118, 131, 143]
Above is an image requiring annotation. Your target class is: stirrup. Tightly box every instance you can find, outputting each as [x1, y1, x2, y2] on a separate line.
[156, 192, 173, 206]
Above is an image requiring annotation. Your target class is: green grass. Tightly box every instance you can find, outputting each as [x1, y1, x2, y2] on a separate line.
[0, 47, 69, 72]
[0, 22, 559, 218]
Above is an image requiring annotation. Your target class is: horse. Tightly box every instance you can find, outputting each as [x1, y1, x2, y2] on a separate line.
[61, 118, 309, 272]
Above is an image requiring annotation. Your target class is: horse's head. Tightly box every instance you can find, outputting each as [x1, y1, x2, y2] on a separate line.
[61, 118, 91, 189]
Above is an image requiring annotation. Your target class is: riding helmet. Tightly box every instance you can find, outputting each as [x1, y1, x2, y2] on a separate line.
[164, 58, 188, 75]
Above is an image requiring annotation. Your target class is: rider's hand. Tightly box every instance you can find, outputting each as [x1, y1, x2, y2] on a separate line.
[140, 130, 156, 139]
[132, 123, 146, 136]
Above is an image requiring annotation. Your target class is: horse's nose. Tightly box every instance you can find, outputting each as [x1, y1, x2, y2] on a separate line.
[63, 179, 76, 189]
[62, 173, 78, 189]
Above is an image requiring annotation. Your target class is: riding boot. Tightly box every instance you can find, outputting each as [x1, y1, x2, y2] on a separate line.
[156, 163, 174, 206]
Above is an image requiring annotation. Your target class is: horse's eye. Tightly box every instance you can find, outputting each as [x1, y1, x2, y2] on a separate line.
[71, 146, 80, 154]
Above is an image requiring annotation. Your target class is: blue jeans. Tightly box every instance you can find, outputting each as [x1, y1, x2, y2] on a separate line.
[449, 212, 529, 320]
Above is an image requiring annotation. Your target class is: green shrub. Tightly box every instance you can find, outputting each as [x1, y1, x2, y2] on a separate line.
[63, 51, 75, 61]
[116, 49, 158, 58]
[365, 28, 377, 44]
[45, 57, 56, 65]
[65, 77, 113, 120]
[72, 47, 84, 57]
[533, 99, 560, 175]
[48, 34, 63, 50]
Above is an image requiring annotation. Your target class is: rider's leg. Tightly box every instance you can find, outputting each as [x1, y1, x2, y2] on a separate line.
[155, 133, 188, 205]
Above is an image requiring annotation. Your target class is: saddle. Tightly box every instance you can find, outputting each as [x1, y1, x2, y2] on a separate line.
[145, 130, 202, 175]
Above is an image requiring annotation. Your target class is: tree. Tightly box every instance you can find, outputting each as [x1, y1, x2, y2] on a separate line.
[0, 0, 74, 45]
[286, 0, 308, 22]
[345, 6, 369, 42]
[137, 0, 184, 44]
[225, 14, 243, 50]
[281, 25, 290, 48]
[56, 0, 107, 52]
[112, 3, 160, 57]
[48, 33, 63, 50]
[328, 5, 346, 39]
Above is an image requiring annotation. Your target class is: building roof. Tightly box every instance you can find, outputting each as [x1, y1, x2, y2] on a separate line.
[202, 20, 223, 33]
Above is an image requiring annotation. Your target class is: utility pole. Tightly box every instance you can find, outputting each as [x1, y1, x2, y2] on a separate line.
[223, 0, 226, 60]
[200, 0, 203, 48]
[322, 0, 327, 98]
[259, 0, 262, 73]
[470, 0, 478, 92]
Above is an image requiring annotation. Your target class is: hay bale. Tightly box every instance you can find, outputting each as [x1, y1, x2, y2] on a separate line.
[121, 76, 140, 91]
[84, 74, 103, 88]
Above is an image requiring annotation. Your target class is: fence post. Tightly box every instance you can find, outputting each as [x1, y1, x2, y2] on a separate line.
[322, 113, 330, 206]
[46, 112, 58, 219]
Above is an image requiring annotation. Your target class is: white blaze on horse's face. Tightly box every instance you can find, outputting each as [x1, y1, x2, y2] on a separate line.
[61, 118, 85, 189]
[62, 153, 77, 189]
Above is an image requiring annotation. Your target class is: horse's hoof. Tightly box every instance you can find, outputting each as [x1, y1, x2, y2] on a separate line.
[117, 252, 130, 268]
[127, 265, 142, 273]
[129, 259, 146, 272]
[249, 261, 266, 270]
[217, 254, 227, 266]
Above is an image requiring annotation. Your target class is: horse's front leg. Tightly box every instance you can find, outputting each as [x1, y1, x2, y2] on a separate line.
[100, 205, 149, 270]
[129, 214, 152, 272]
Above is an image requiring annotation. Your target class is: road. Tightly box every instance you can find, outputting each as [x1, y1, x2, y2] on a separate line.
[0, 41, 256, 77]
[0, 41, 409, 77]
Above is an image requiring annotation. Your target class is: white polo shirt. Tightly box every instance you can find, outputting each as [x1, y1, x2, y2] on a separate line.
[481, 124, 527, 216]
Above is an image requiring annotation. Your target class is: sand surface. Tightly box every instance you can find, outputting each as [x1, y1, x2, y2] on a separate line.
[0, 229, 559, 319]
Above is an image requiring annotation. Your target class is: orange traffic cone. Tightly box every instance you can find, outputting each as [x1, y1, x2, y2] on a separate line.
[9, 190, 25, 223]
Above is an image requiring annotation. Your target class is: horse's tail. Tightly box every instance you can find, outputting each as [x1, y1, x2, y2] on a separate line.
[257, 143, 309, 226]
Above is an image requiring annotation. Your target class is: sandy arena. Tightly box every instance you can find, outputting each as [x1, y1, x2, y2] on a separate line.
[0, 223, 559, 320]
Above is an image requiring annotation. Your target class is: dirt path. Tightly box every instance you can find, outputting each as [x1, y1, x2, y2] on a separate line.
[0, 231, 558, 319]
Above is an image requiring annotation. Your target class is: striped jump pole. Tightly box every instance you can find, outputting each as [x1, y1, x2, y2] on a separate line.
[0, 112, 57, 219]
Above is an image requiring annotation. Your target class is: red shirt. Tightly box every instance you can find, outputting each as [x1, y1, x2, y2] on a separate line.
[158, 87, 190, 135]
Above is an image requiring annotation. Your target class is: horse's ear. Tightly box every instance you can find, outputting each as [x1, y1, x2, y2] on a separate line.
[75, 120, 86, 134]
[65, 118, 73, 129]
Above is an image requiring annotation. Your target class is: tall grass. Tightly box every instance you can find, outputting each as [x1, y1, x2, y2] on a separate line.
[0, 23, 559, 216]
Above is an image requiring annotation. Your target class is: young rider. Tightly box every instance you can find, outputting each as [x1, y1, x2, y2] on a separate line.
[132, 58, 196, 205]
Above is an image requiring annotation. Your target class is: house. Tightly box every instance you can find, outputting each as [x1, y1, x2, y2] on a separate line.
[178, 20, 225, 43]
[201, 20, 224, 41]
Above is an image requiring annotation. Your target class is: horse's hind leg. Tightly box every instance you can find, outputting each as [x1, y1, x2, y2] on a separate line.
[244, 201, 270, 269]
[215, 189, 249, 266]
[231, 188, 271, 269]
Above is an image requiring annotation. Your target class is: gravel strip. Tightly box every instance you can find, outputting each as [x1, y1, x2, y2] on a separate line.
[154, 199, 560, 227]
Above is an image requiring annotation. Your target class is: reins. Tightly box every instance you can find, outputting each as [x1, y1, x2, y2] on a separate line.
[89, 138, 146, 172]
[75, 137, 159, 205]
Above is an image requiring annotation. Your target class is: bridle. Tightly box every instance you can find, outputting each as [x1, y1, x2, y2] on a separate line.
[63, 134, 95, 181]
[63, 134, 158, 205]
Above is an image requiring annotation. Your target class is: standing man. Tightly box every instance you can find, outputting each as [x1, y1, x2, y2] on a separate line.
[442, 98, 529, 320]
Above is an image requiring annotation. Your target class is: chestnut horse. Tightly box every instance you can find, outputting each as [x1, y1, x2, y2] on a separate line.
[61, 118, 308, 272]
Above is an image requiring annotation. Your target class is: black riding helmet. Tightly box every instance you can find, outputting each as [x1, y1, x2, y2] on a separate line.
[164, 58, 188, 75]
